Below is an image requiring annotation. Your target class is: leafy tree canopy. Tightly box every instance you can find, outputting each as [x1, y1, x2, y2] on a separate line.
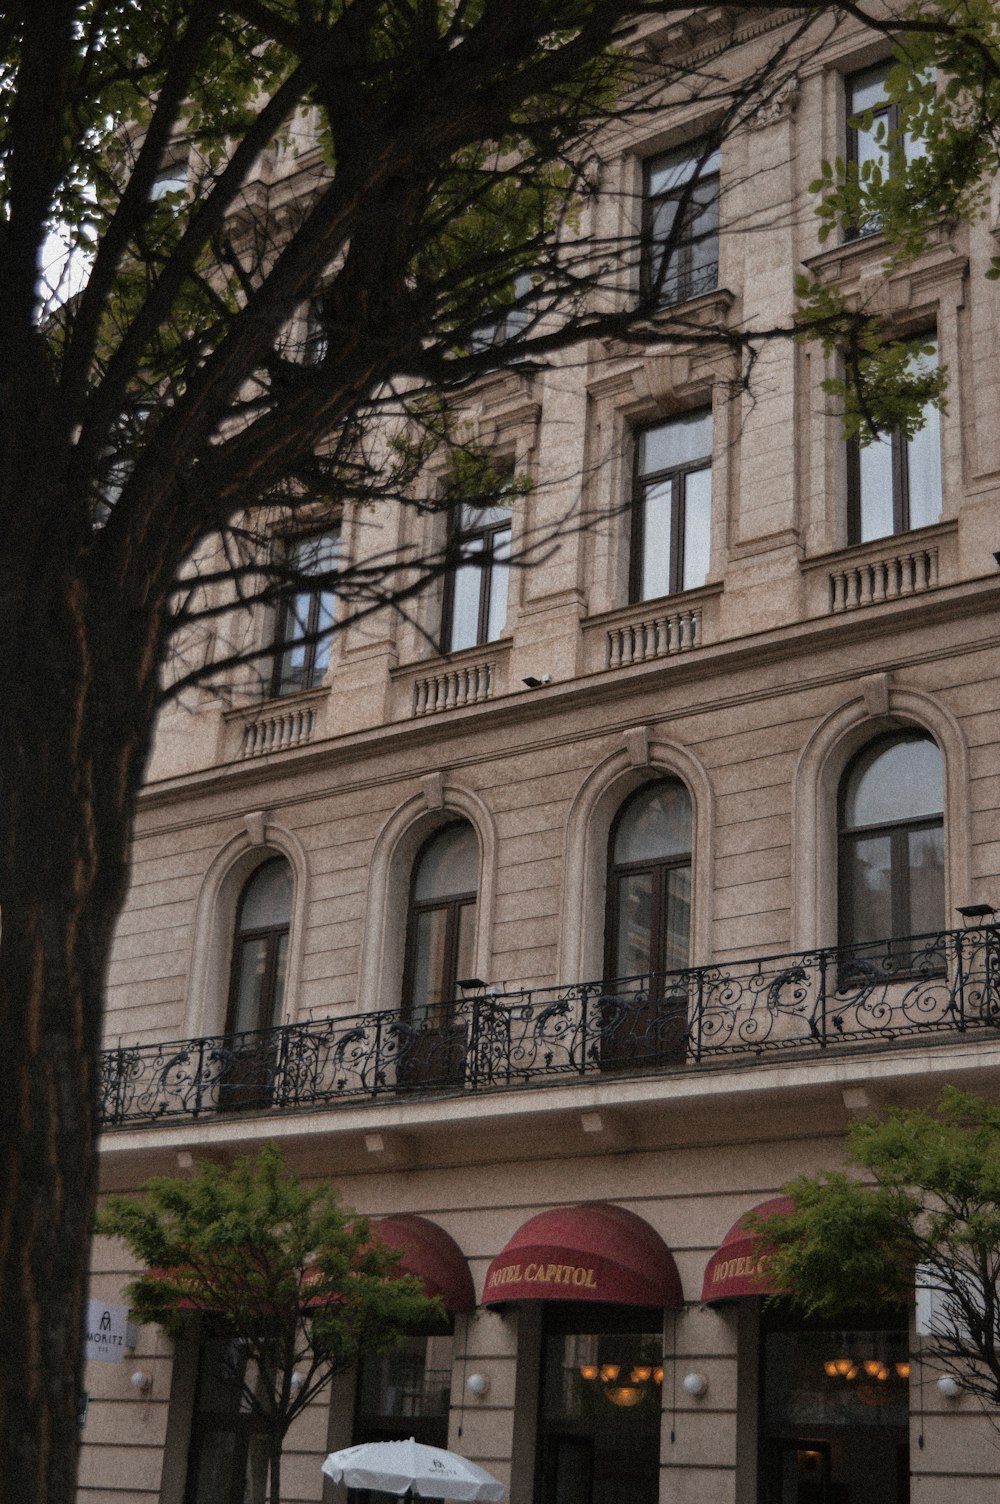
[96, 1144, 443, 1504]
[751, 1088, 1000, 1405]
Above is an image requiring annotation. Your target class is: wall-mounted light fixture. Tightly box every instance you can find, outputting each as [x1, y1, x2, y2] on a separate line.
[956, 903, 996, 926]
[937, 1374, 962, 1399]
[290, 1372, 306, 1393]
[130, 1371, 152, 1395]
[682, 1372, 708, 1398]
[465, 1373, 490, 1397]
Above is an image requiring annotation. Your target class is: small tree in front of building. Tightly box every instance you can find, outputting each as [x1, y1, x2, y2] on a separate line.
[96, 1143, 442, 1504]
[750, 1088, 1000, 1413]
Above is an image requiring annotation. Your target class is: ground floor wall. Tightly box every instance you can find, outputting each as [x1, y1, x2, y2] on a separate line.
[83, 1088, 1000, 1504]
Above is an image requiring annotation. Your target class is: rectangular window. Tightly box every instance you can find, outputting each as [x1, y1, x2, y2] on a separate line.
[470, 270, 533, 352]
[643, 142, 720, 306]
[846, 64, 924, 239]
[271, 528, 340, 695]
[631, 411, 712, 601]
[847, 339, 941, 543]
[441, 495, 512, 653]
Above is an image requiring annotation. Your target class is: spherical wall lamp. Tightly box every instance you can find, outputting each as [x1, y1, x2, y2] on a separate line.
[466, 1373, 490, 1397]
[937, 1374, 962, 1399]
[682, 1372, 708, 1398]
[130, 1370, 152, 1395]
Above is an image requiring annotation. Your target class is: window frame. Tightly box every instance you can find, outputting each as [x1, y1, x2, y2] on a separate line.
[837, 732, 945, 949]
[603, 780, 693, 983]
[401, 823, 479, 1029]
[269, 526, 340, 697]
[629, 413, 712, 603]
[642, 139, 721, 308]
[845, 335, 941, 544]
[439, 496, 512, 654]
[224, 858, 291, 1038]
[844, 62, 921, 242]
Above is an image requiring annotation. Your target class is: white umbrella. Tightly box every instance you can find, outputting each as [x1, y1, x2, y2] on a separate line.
[322, 1438, 505, 1503]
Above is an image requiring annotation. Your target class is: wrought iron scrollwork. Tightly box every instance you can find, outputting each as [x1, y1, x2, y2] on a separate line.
[99, 923, 1000, 1127]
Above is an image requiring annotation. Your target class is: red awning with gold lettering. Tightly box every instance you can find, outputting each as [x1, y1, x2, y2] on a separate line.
[700, 1196, 794, 1304]
[371, 1214, 475, 1314]
[482, 1203, 683, 1309]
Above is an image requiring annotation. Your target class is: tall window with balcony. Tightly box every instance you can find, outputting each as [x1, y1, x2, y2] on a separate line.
[602, 779, 692, 1065]
[847, 339, 942, 543]
[441, 495, 511, 653]
[838, 732, 944, 956]
[631, 412, 712, 601]
[271, 529, 339, 695]
[400, 823, 479, 1086]
[643, 141, 720, 306]
[219, 858, 293, 1110]
[846, 62, 923, 240]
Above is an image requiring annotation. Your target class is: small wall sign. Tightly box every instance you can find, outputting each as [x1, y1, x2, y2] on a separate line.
[85, 1299, 133, 1362]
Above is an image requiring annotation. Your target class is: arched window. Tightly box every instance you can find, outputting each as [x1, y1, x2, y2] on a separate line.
[400, 824, 478, 1086]
[838, 733, 944, 949]
[605, 780, 692, 982]
[226, 858, 293, 1036]
[602, 780, 692, 1068]
[220, 858, 293, 1112]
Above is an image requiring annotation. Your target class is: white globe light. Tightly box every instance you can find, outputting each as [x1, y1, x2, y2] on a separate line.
[682, 1372, 708, 1398]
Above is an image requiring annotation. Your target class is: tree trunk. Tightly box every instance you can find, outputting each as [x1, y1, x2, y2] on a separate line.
[0, 568, 160, 1504]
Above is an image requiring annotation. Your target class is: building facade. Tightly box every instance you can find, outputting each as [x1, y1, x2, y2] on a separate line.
[85, 10, 1000, 1504]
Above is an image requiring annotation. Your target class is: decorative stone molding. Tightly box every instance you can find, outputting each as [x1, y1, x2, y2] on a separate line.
[243, 811, 268, 847]
[420, 772, 445, 810]
[860, 673, 891, 718]
[744, 78, 800, 130]
[623, 725, 652, 767]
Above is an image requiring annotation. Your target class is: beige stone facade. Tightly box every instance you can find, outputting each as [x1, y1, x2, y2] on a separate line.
[86, 10, 1000, 1504]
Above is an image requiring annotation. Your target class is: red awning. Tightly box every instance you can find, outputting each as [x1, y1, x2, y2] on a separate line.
[371, 1214, 475, 1314]
[482, 1203, 683, 1309]
[700, 1196, 794, 1304]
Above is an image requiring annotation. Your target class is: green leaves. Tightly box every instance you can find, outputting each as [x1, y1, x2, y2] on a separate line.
[96, 1142, 442, 1347]
[750, 1091, 1000, 1404]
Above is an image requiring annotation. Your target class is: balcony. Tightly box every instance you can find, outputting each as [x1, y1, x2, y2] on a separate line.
[99, 925, 1000, 1129]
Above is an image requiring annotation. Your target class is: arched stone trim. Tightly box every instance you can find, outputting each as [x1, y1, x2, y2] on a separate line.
[558, 735, 715, 985]
[792, 684, 971, 950]
[358, 782, 499, 1012]
[183, 818, 309, 1038]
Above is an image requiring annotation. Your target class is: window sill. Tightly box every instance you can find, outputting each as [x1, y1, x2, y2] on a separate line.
[222, 684, 329, 760]
[583, 583, 723, 674]
[801, 519, 957, 618]
[389, 638, 512, 720]
[800, 226, 966, 316]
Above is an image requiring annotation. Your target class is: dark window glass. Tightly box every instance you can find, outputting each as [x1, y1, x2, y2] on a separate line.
[839, 733, 944, 948]
[184, 1325, 271, 1504]
[400, 824, 478, 1088]
[227, 860, 292, 1036]
[470, 270, 533, 351]
[631, 412, 712, 601]
[351, 1332, 454, 1504]
[404, 824, 478, 1026]
[220, 859, 292, 1112]
[847, 340, 941, 543]
[442, 499, 512, 653]
[536, 1306, 663, 1504]
[643, 142, 720, 306]
[606, 782, 692, 981]
[272, 529, 340, 695]
[758, 1304, 910, 1504]
[846, 64, 924, 240]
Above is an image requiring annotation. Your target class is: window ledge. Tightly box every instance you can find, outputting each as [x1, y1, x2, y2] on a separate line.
[223, 685, 328, 760]
[801, 519, 957, 618]
[801, 227, 966, 316]
[583, 583, 723, 674]
[389, 639, 512, 720]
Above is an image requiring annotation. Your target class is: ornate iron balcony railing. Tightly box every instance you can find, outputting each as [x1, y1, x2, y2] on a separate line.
[100, 925, 1000, 1128]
